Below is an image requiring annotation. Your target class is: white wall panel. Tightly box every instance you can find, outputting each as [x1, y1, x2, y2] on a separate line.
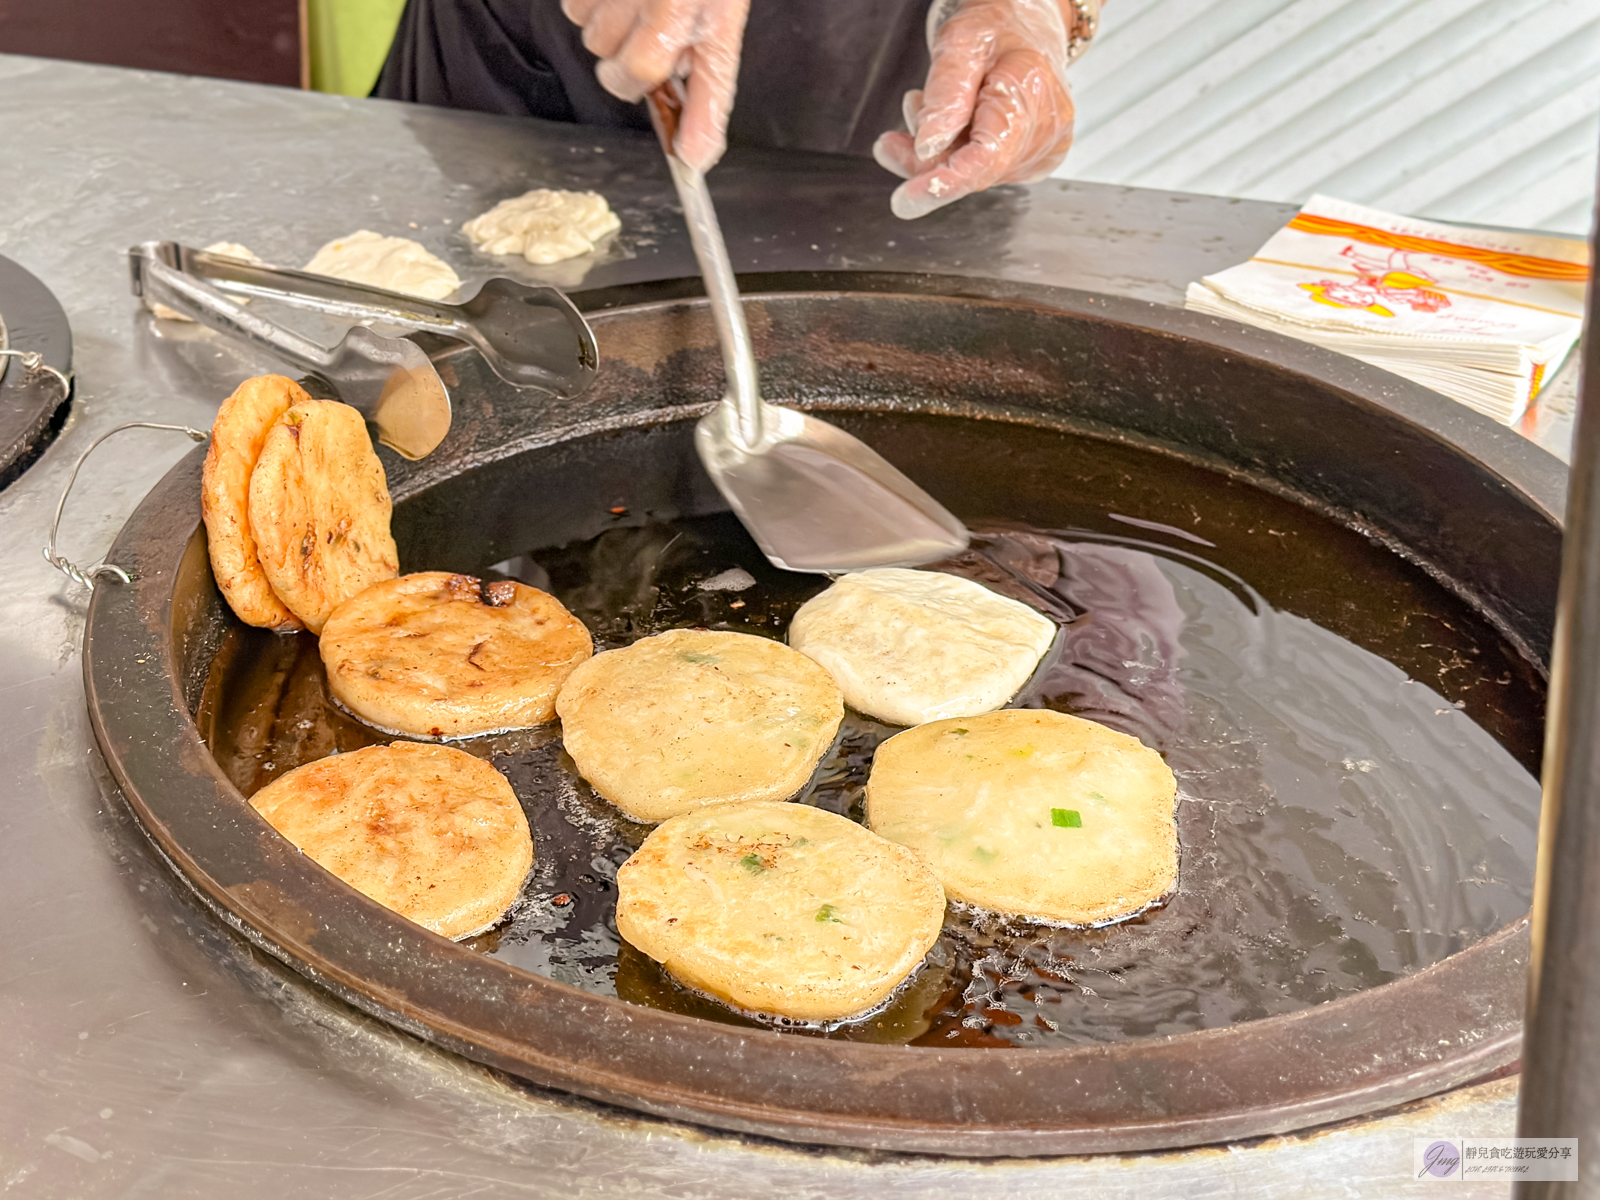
[1060, 0, 1600, 234]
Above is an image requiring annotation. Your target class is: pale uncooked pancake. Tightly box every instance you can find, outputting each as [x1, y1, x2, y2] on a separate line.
[462, 189, 621, 265]
[204, 241, 261, 263]
[321, 571, 593, 739]
[250, 742, 533, 940]
[616, 800, 946, 1021]
[201, 374, 310, 631]
[788, 568, 1058, 726]
[248, 399, 399, 634]
[303, 230, 462, 300]
[554, 629, 844, 823]
[865, 710, 1178, 926]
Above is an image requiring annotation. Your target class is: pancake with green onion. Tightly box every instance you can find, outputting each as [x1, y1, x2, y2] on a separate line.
[865, 709, 1178, 926]
[616, 800, 946, 1022]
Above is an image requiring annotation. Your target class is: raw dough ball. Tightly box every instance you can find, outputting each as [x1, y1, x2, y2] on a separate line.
[865, 709, 1178, 926]
[321, 571, 593, 739]
[789, 568, 1057, 726]
[462, 189, 621, 265]
[616, 800, 946, 1022]
[201, 374, 310, 631]
[554, 629, 844, 823]
[303, 230, 462, 300]
[250, 742, 533, 940]
[248, 399, 399, 634]
[151, 242, 263, 321]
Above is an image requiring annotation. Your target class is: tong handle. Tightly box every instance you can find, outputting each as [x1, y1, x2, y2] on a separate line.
[131, 241, 598, 397]
[128, 242, 338, 375]
[172, 246, 466, 333]
[646, 79, 685, 159]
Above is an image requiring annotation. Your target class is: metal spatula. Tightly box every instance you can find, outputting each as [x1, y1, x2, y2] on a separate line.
[647, 84, 968, 573]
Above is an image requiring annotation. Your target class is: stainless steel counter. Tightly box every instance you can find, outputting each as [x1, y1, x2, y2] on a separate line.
[0, 52, 1550, 1198]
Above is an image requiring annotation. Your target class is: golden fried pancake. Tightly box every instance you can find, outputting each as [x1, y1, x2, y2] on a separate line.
[865, 710, 1178, 926]
[321, 571, 593, 739]
[248, 400, 399, 634]
[249, 742, 532, 940]
[616, 800, 946, 1022]
[789, 568, 1057, 726]
[554, 629, 844, 823]
[201, 375, 310, 630]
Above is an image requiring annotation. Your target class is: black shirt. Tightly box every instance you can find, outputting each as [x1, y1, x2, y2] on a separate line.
[375, 0, 931, 157]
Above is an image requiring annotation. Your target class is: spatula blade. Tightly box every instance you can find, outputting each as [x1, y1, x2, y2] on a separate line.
[696, 403, 969, 573]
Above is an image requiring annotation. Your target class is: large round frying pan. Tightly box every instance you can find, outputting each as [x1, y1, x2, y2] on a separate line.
[84, 273, 1561, 1157]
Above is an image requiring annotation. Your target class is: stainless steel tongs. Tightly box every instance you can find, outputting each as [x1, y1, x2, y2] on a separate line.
[128, 240, 598, 459]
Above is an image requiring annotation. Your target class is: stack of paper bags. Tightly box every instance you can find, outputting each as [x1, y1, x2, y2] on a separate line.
[1185, 195, 1588, 426]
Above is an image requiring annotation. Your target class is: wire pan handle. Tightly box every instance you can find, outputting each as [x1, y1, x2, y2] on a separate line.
[1, 347, 71, 398]
[44, 421, 208, 588]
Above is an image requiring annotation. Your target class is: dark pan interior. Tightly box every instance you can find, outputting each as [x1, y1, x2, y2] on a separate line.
[88, 275, 1563, 1155]
[200, 417, 1543, 1050]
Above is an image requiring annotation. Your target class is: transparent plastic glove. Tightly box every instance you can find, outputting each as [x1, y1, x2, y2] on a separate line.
[872, 0, 1076, 220]
[561, 0, 751, 171]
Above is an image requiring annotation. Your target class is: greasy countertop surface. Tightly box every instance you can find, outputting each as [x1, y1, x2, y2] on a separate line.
[0, 52, 1549, 1199]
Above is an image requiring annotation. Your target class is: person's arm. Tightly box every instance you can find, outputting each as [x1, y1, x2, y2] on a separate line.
[874, 0, 1100, 219]
[560, 0, 751, 171]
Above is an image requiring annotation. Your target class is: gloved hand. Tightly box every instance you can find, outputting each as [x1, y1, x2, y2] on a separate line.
[873, 0, 1078, 220]
[560, 0, 751, 172]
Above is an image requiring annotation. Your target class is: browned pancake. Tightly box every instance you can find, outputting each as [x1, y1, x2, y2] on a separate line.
[248, 399, 399, 634]
[321, 571, 593, 738]
[200, 374, 310, 630]
[249, 742, 533, 940]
